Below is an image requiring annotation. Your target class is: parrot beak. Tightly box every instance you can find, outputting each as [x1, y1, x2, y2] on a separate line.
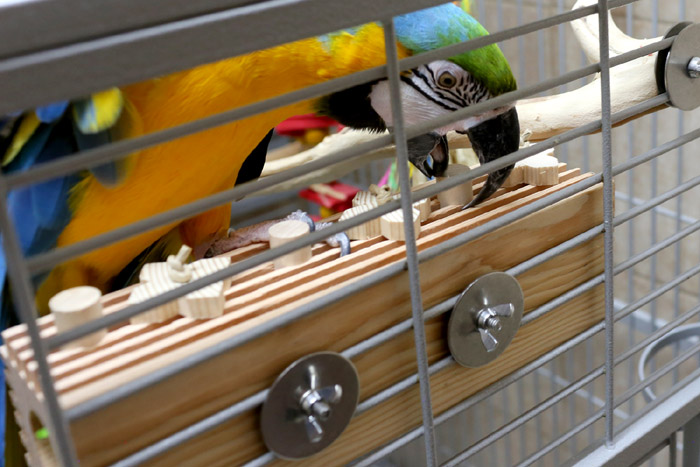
[406, 131, 450, 178]
[459, 106, 520, 209]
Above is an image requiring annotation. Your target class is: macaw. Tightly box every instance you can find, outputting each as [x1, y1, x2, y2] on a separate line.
[1, 3, 518, 320]
[1, 3, 518, 461]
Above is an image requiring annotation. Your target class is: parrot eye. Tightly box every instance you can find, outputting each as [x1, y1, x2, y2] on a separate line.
[437, 71, 457, 88]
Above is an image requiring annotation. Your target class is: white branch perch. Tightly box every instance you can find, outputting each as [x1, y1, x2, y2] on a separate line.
[255, 1, 666, 195]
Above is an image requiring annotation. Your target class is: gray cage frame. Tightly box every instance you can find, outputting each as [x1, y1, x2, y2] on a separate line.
[0, 0, 698, 465]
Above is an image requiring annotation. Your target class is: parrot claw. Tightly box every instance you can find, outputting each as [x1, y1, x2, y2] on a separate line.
[284, 210, 317, 232]
[314, 221, 351, 257]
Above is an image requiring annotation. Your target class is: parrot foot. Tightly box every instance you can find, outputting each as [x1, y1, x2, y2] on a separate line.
[203, 210, 351, 258]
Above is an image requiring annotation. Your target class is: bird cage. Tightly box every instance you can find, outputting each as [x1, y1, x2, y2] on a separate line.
[0, 0, 699, 466]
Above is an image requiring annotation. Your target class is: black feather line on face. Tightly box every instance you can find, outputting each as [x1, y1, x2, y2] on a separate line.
[413, 69, 465, 109]
[400, 74, 459, 112]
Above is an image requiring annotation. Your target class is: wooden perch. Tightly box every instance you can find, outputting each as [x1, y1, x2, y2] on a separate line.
[253, 1, 665, 194]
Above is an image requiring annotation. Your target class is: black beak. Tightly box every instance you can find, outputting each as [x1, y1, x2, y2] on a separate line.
[406, 131, 449, 178]
[461, 107, 520, 209]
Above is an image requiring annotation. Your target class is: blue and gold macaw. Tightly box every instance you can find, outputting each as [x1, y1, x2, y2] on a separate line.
[1, 3, 518, 462]
[2, 3, 518, 319]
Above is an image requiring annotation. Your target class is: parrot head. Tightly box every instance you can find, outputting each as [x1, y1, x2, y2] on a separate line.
[319, 4, 519, 206]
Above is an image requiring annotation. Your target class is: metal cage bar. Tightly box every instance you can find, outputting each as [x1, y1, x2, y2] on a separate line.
[1, 0, 699, 465]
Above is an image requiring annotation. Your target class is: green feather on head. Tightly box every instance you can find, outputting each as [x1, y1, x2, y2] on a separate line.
[395, 4, 516, 97]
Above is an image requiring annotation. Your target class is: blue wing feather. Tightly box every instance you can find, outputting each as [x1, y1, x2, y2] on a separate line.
[35, 102, 69, 124]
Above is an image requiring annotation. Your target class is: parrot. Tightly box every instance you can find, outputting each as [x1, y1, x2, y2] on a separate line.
[0, 3, 518, 461]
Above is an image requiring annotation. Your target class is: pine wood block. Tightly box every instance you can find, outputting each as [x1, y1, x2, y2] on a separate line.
[146, 183, 605, 467]
[1, 166, 604, 466]
[503, 150, 559, 188]
[268, 220, 312, 269]
[339, 205, 382, 240]
[380, 208, 421, 241]
[436, 164, 473, 207]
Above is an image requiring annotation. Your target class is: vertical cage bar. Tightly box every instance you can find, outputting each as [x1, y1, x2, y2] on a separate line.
[534, 370, 544, 465]
[625, 0, 637, 418]
[580, 51, 591, 173]
[568, 349, 577, 456]
[649, 1, 660, 413]
[382, 18, 438, 467]
[597, 0, 616, 447]
[502, 387, 512, 467]
[550, 360, 560, 466]
[669, 431, 677, 467]
[683, 415, 700, 467]
[517, 379, 527, 460]
[673, 0, 687, 386]
[516, 0, 526, 85]
[0, 177, 79, 466]
[536, 0, 545, 86]
[477, 0, 486, 29]
[557, 0, 569, 162]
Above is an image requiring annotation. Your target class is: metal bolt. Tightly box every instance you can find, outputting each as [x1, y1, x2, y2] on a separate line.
[311, 400, 331, 420]
[476, 308, 503, 331]
[484, 315, 502, 331]
[298, 380, 343, 442]
[688, 57, 700, 78]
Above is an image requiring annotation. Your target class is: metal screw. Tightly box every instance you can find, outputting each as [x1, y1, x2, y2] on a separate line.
[475, 304, 515, 352]
[688, 57, 700, 78]
[298, 368, 343, 443]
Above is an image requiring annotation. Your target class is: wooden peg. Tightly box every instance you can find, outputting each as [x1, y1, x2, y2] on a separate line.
[167, 245, 193, 283]
[49, 286, 106, 348]
[436, 164, 473, 207]
[339, 205, 382, 240]
[503, 150, 559, 187]
[268, 220, 312, 269]
[381, 208, 421, 242]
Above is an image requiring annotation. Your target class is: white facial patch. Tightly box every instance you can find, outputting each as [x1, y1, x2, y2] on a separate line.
[369, 80, 451, 128]
[368, 60, 508, 135]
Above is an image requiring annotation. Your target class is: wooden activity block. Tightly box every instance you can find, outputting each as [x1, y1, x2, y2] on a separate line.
[381, 208, 421, 241]
[339, 204, 382, 240]
[1, 162, 611, 467]
[129, 246, 232, 323]
[436, 164, 474, 207]
[268, 220, 312, 269]
[49, 286, 106, 349]
[503, 150, 560, 187]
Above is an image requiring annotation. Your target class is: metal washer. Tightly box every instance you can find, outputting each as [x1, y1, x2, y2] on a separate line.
[448, 272, 524, 368]
[261, 351, 359, 460]
[659, 22, 700, 111]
